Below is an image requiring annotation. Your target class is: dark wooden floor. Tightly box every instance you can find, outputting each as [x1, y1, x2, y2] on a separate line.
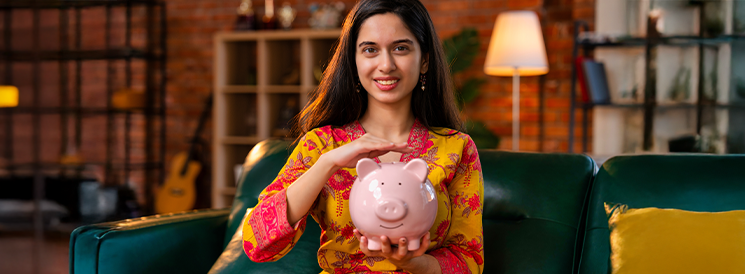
[0, 231, 69, 274]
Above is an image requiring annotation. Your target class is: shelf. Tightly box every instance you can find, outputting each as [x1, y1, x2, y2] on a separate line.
[266, 85, 302, 93]
[214, 29, 340, 208]
[578, 35, 745, 48]
[570, 19, 745, 154]
[0, 0, 161, 9]
[576, 102, 745, 110]
[0, 48, 161, 62]
[266, 40, 301, 85]
[225, 41, 258, 85]
[216, 29, 341, 41]
[6, 107, 165, 115]
[223, 85, 257, 94]
[222, 136, 260, 145]
[224, 93, 258, 137]
[4, 161, 163, 171]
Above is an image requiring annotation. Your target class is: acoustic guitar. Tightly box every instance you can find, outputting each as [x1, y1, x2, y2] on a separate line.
[155, 95, 212, 214]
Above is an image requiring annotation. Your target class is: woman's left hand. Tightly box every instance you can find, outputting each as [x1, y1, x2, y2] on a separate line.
[354, 229, 431, 269]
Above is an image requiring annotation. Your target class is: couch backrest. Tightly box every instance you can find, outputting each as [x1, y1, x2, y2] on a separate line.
[225, 139, 297, 243]
[479, 150, 596, 274]
[578, 154, 745, 274]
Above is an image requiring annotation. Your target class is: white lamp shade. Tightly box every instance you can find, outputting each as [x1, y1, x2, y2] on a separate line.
[484, 11, 549, 76]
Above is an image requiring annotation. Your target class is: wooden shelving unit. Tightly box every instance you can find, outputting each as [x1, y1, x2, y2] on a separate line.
[212, 29, 340, 208]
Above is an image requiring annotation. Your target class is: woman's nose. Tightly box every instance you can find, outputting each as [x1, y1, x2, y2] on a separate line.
[378, 51, 396, 73]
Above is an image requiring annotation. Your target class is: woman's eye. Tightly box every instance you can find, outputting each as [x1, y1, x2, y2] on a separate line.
[363, 48, 377, 54]
[394, 46, 409, 51]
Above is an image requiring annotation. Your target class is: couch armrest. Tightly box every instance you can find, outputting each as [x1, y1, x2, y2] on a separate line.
[70, 209, 230, 274]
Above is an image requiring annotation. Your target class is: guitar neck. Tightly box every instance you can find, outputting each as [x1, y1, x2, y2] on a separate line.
[180, 95, 213, 176]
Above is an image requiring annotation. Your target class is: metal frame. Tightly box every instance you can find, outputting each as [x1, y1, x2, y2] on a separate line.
[568, 19, 745, 154]
[0, 0, 167, 232]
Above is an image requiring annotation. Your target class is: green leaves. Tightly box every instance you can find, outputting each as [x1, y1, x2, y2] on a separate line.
[457, 78, 486, 108]
[443, 28, 481, 74]
[465, 120, 501, 150]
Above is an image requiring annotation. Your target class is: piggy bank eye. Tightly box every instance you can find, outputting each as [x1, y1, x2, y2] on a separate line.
[381, 182, 384, 185]
[398, 182, 401, 185]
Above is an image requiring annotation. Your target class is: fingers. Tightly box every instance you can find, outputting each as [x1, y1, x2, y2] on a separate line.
[380, 235, 392, 254]
[412, 232, 430, 257]
[356, 229, 381, 257]
[397, 237, 408, 257]
[359, 235, 372, 256]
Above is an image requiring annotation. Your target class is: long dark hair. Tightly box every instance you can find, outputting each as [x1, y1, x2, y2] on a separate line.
[291, 0, 462, 138]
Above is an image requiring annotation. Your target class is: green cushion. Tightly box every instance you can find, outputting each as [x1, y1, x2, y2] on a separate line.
[480, 151, 596, 274]
[578, 154, 745, 274]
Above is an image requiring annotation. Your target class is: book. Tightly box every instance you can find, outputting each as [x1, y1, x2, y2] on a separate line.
[574, 56, 590, 103]
[582, 59, 611, 105]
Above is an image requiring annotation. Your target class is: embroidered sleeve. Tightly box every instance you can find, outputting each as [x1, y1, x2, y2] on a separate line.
[431, 135, 484, 274]
[242, 131, 325, 262]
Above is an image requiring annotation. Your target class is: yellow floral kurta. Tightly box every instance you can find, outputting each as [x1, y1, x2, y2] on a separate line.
[243, 120, 484, 274]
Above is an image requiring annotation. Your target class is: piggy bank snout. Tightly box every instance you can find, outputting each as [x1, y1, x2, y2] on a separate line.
[375, 199, 407, 222]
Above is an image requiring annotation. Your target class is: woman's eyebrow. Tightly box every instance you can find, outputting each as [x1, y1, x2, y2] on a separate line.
[392, 39, 414, 45]
[358, 39, 414, 48]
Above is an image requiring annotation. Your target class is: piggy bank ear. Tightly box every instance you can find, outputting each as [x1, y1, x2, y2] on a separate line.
[404, 159, 428, 182]
[356, 158, 381, 179]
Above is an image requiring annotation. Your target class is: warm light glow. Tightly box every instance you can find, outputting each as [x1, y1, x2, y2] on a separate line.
[0, 86, 19, 107]
[484, 11, 549, 76]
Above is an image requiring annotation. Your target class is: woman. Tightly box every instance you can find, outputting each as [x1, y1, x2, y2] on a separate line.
[242, 0, 484, 273]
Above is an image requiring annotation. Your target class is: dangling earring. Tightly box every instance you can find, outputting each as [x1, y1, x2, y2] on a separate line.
[420, 74, 426, 91]
[356, 82, 361, 93]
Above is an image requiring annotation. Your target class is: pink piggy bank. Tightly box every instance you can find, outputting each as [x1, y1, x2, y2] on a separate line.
[349, 158, 438, 251]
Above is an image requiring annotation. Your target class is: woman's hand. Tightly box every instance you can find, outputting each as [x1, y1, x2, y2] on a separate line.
[354, 229, 431, 270]
[320, 133, 412, 169]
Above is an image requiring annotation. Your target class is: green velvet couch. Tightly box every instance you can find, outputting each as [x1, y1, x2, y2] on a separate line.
[69, 139, 745, 274]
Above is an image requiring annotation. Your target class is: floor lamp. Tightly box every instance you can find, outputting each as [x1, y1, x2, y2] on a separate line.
[484, 11, 548, 151]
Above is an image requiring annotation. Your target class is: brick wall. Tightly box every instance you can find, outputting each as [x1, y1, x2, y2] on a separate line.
[170, 0, 596, 154]
[1, 0, 594, 208]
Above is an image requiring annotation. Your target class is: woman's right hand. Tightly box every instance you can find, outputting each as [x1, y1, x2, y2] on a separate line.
[320, 133, 412, 169]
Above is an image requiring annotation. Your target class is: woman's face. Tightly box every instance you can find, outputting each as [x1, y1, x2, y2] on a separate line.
[355, 12, 428, 107]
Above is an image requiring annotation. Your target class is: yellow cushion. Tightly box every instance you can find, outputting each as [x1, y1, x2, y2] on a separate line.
[605, 203, 745, 274]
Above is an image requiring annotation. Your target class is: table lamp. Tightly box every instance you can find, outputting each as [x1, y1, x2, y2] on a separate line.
[484, 11, 548, 151]
[0, 86, 18, 107]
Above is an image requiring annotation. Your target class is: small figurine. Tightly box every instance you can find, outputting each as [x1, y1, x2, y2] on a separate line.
[277, 2, 296, 30]
[234, 0, 256, 31]
[262, 0, 277, 30]
[349, 158, 438, 251]
[308, 2, 346, 29]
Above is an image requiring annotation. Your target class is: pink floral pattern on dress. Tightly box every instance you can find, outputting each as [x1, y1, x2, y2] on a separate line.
[400, 119, 429, 162]
[246, 189, 305, 262]
[430, 248, 471, 274]
[242, 120, 484, 273]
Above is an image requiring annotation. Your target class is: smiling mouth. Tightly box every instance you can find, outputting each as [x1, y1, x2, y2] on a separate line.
[374, 79, 399, 85]
[380, 223, 403, 229]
